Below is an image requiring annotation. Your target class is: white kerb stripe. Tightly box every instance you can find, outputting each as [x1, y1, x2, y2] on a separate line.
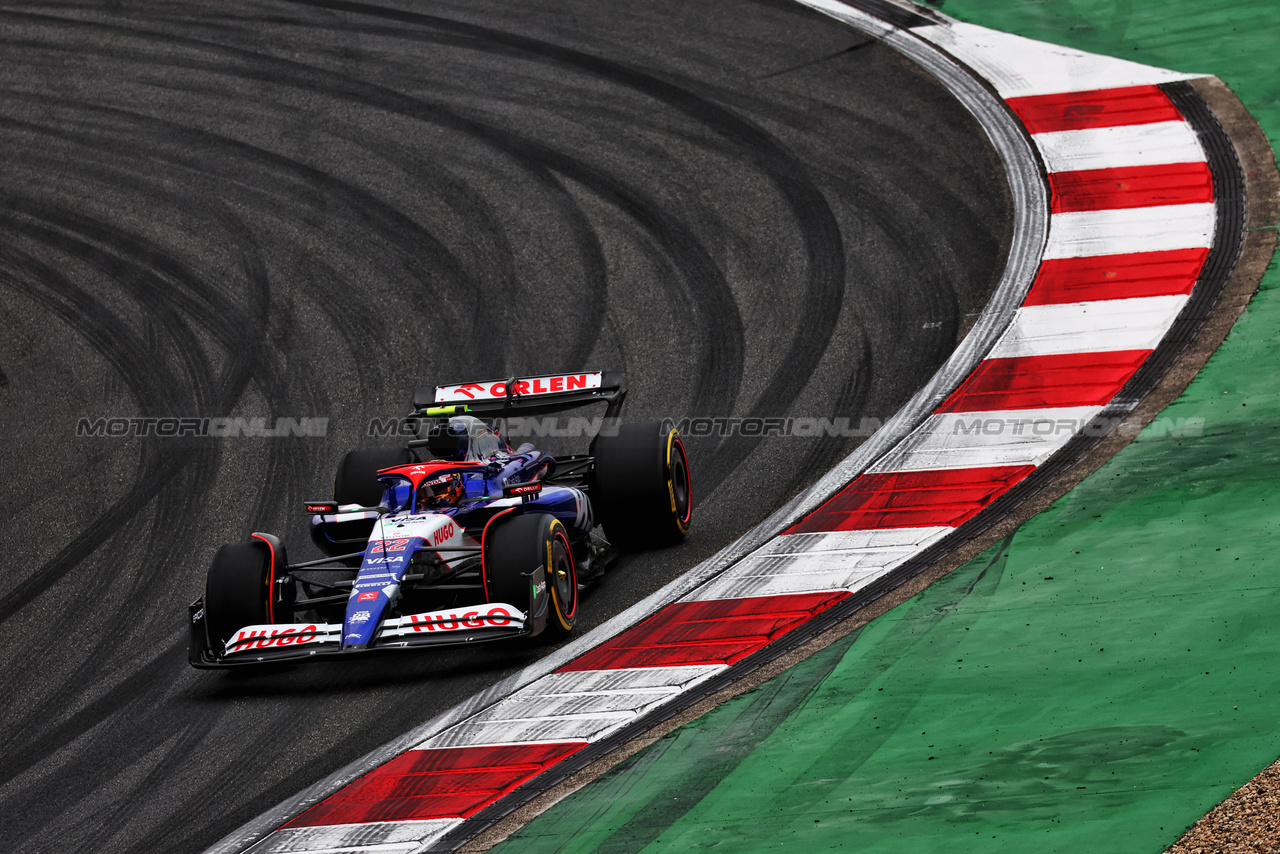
[1033, 122, 1205, 173]
[414, 666, 725, 751]
[242, 819, 460, 854]
[868, 406, 1104, 472]
[419, 712, 637, 748]
[1043, 203, 1215, 259]
[758, 527, 954, 556]
[988, 295, 1190, 358]
[691, 527, 953, 601]
[915, 21, 1201, 98]
[493, 666, 726, 695]
[694, 564, 893, 601]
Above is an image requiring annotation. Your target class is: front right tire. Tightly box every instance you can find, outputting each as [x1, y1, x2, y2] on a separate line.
[333, 447, 413, 507]
[205, 537, 284, 651]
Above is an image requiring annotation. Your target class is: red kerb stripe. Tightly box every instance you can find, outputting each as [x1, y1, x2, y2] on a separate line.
[937, 351, 1152, 412]
[1024, 249, 1208, 305]
[1049, 162, 1213, 212]
[558, 592, 848, 672]
[1007, 85, 1182, 133]
[785, 466, 1035, 533]
[285, 742, 586, 826]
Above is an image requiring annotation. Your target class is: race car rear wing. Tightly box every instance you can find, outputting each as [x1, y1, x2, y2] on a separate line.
[412, 370, 626, 418]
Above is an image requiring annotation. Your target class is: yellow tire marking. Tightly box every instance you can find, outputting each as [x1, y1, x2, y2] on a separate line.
[548, 520, 573, 630]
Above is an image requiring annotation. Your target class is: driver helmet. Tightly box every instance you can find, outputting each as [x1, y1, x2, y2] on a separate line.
[416, 472, 465, 511]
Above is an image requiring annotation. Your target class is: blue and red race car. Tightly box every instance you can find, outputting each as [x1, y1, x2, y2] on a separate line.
[188, 371, 692, 667]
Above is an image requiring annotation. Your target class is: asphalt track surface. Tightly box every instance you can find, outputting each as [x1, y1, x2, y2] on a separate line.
[0, 1, 1012, 851]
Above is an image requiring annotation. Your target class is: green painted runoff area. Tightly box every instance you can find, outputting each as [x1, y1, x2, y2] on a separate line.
[493, 2, 1280, 852]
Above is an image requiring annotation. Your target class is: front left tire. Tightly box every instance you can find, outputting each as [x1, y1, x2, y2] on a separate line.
[483, 513, 578, 638]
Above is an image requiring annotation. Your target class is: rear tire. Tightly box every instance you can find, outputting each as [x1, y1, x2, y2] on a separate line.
[484, 513, 577, 638]
[205, 537, 286, 651]
[592, 422, 692, 551]
[333, 447, 413, 507]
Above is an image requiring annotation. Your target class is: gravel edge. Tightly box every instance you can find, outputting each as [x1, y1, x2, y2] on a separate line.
[1166, 757, 1280, 853]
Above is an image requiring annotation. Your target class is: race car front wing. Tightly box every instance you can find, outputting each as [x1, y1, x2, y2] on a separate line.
[188, 601, 534, 668]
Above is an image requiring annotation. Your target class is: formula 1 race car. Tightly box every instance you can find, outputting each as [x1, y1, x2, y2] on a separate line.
[188, 371, 692, 667]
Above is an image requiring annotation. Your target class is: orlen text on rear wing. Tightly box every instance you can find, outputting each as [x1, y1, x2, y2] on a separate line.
[412, 370, 625, 418]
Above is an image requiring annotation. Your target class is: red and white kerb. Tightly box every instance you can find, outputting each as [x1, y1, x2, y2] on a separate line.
[244, 18, 1220, 854]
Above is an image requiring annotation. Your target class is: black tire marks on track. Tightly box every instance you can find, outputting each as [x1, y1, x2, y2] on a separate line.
[0, 2, 1010, 851]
